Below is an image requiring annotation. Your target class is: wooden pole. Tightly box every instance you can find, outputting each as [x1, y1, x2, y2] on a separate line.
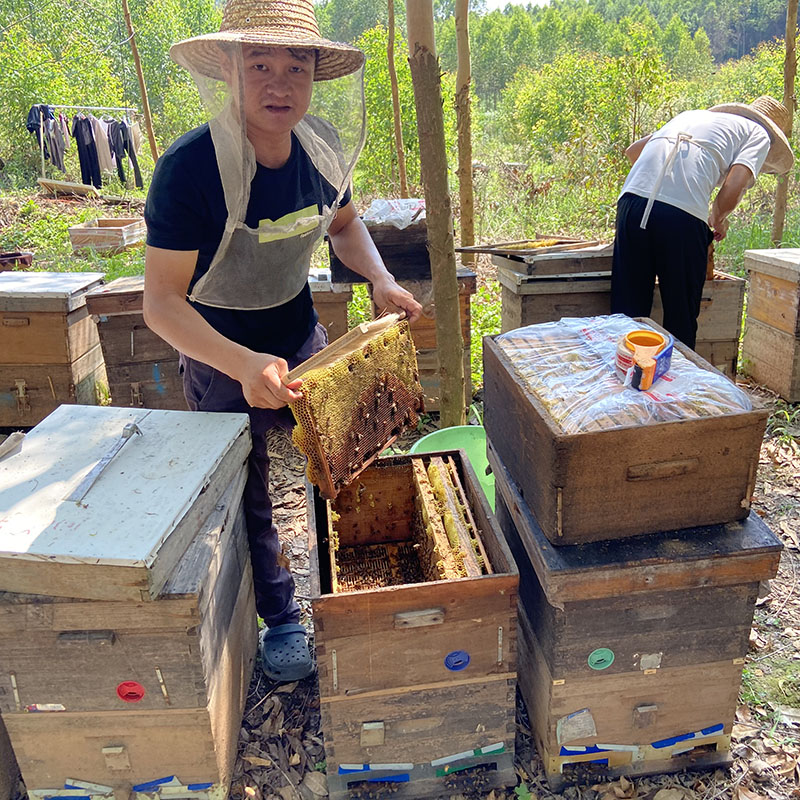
[121, 0, 160, 164]
[455, 0, 475, 263]
[387, 0, 409, 197]
[406, 0, 466, 427]
[771, 0, 797, 245]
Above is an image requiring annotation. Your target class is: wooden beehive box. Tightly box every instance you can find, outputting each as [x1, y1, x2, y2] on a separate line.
[307, 451, 518, 800]
[497, 251, 743, 376]
[85, 276, 186, 410]
[0, 471, 256, 798]
[68, 217, 146, 254]
[490, 453, 781, 788]
[0, 404, 250, 602]
[742, 248, 800, 402]
[0, 270, 105, 426]
[483, 320, 768, 545]
[309, 275, 353, 341]
[370, 268, 476, 410]
[330, 219, 429, 283]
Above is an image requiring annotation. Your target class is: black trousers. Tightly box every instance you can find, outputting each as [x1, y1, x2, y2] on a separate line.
[611, 192, 713, 350]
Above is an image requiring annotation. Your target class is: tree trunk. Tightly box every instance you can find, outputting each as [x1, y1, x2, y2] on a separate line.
[387, 0, 409, 197]
[121, 0, 159, 164]
[455, 0, 475, 263]
[406, 0, 466, 427]
[771, 0, 797, 245]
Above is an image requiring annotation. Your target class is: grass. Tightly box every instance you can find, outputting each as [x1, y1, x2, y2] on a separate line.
[742, 658, 800, 723]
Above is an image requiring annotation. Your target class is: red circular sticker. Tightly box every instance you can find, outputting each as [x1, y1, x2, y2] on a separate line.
[116, 681, 145, 702]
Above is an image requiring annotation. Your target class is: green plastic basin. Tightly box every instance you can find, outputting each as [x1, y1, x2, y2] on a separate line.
[408, 425, 495, 511]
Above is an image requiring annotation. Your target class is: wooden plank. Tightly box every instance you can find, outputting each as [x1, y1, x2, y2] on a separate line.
[491, 455, 782, 606]
[37, 178, 99, 198]
[0, 272, 105, 314]
[0, 405, 250, 601]
[492, 244, 612, 277]
[320, 677, 515, 765]
[460, 237, 597, 258]
[68, 219, 145, 254]
[747, 270, 800, 337]
[0, 349, 105, 427]
[741, 316, 800, 402]
[692, 339, 738, 377]
[85, 275, 146, 316]
[483, 331, 768, 543]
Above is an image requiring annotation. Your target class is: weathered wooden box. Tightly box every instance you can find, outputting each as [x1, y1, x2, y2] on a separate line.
[0, 404, 250, 601]
[0, 472, 256, 799]
[330, 219, 429, 283]
[85, 276, 186, 410]
[0, 271, 105, 426]
[483, 323, 768, 545]
[307, 451, 518, 800]
[371, 269, 476, 410]
[497, 255, 744, 376]
[742, 248, 800, 402]
[491, 453, 781, 788]
[68, 217, 146, 254]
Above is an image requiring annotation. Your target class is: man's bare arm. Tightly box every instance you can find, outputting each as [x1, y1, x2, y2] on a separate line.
[625, 134, 652, 164]
[143, 245, 302, 408]
[708, 164, 755, 241]
[328, 201, 422, 322]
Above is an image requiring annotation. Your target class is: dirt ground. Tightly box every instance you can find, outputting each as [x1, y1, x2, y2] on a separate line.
[231, 379, 800, 800]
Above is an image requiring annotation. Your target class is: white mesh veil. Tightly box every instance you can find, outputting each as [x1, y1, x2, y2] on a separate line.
[179, 41, 366, 310]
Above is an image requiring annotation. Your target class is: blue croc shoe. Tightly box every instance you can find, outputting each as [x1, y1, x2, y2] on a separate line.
[260, 623, 314, 682]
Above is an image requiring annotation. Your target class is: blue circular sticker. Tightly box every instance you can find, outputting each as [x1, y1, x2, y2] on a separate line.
[444, 650, 471, 671]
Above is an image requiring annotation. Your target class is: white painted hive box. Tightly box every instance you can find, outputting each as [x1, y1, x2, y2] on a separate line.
[0, 404, 251, 601]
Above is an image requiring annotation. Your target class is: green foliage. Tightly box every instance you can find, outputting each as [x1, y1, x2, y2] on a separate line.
[470, 281, 501, 393]
[766, 402, 800, 446]
[347, 283, 372, 328]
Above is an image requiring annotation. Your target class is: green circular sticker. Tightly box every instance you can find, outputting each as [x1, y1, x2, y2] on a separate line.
[588, 648, 615, 670]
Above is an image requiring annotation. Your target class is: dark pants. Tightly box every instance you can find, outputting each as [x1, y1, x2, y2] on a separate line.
[181, 323, 328, 626]
[611, 193, 713, 349]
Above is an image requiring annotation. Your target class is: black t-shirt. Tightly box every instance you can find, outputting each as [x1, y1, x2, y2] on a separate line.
[145, 123, 351, 358]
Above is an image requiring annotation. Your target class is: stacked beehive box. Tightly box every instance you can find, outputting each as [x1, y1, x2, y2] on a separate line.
[0, 271, 105, 426]
[495, 247, 744, 376]
[483, 316, 782, 788]
[0, 404, 254, 800]
[741, 248, 800, 402]
[306, 452, 519, 800]
[85, 276, 185, 410]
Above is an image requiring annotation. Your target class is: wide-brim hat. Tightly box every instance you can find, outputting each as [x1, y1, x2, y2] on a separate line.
[170, 0, 365, 82]
[709, 95, 794, 174]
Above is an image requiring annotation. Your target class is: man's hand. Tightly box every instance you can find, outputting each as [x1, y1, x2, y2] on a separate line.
[233, 351, 303, 409]
[372, 275, 423, 323]
[707, 212, 729, 241]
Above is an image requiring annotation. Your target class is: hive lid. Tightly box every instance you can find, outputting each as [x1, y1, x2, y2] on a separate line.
[0, 404, 250, 601]
[0, 270, 105, 312]
[287, 315, 424, 499]
[84, 274, 146, 315]
[744, 248, 800, 281]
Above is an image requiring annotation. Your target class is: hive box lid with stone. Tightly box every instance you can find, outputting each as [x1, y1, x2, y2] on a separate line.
[0, 404, 251, 602]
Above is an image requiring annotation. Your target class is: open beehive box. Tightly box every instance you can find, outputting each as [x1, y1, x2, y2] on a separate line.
[68, 217, 146, 253]
[307, 450, 518, 800]
[288, 314, 424, 499]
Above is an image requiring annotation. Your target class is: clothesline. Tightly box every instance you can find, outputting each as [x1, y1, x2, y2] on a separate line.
[32, 103, 143, 186]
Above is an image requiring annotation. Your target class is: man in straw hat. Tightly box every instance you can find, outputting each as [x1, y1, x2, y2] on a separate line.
[143, 0, 422, 682]
[611, 96, 793, 349]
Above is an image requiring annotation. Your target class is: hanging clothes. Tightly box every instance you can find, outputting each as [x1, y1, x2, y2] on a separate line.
[130, 121, 142, 155]
[59, 113, 70, 149]
[71, 115, 102, 188]
[108, 120, 143, 189]
[45, 116, 66, 172]
[89, 115, 115, 174]
[26, 105, 66, 173]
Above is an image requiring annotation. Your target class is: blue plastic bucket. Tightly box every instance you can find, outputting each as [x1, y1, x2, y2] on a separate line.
[408, 425, 495, 511]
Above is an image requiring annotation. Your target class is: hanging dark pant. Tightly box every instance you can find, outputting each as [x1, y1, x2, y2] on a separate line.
[611, 192, 713, 350]
[180, 323, 328, 627]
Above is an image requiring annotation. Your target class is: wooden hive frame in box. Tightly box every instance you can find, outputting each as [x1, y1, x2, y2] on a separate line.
[307, 451, 519, 800]
[287, 314, 424, 499]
